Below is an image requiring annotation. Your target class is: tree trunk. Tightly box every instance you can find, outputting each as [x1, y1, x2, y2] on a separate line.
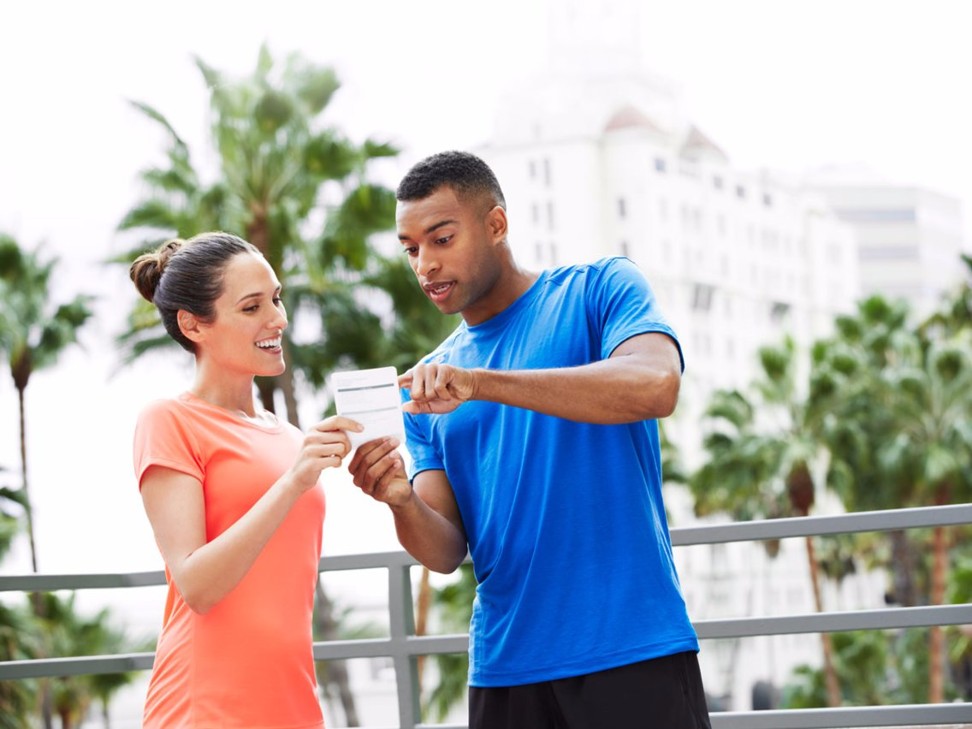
[280, 344, 301, 428]
[805, 535, 841, 707]
[788, 464, 840, 707]
[928, 489, 950, 704]
[18, 386, 54, 729]
[17, 387, 38, 573]
[314, 580, 359, 725]
[414, 567, 432, 693]
[888, 529, 919, 606]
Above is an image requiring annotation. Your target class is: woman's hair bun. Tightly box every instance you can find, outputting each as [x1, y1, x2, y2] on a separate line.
[129, 238, 186, 303]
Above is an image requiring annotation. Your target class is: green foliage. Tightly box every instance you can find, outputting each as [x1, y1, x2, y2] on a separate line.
[423, 564, 476, 722]
[781, 629, 934, 708]
[0, 599, 36, 727]
[0, 235, 95, 390]
[114, 45, 400, 380]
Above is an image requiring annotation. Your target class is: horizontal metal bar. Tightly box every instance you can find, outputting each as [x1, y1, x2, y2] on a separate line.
[319, 550, 420, 571]
[696, 603, 972, 639]
[0, 633, 471, 681]
[0, 570, 166, 593]
[671, 503, 972, 546]
[313, 634, 468, 661]
[285, 703, 972, 729]
[710, 702, 972, 728]
[0, 652, 155, 680]
[2, 504, 967, 593]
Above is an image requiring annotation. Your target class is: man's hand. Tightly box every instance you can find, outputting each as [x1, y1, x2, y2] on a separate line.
[347, 437, 412, 507]
[399, 363, 477, 415]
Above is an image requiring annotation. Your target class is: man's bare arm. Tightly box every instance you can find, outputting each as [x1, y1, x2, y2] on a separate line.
[347, 439, 467, 573]
[401, 332, 681, 424]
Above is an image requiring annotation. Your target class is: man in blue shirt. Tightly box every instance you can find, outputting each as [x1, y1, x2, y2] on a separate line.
[349, 150, 711, 728]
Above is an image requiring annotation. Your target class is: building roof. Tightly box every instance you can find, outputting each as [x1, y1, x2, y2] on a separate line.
[603, 104, 665, 135]
[680, 124, 728, 162]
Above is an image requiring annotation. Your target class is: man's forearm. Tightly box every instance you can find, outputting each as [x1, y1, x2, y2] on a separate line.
[471, 354, 679, 424]
[390, 492, 468, 574]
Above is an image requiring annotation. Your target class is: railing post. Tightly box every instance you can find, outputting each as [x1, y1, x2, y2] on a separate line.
[388, 562, 421, 729]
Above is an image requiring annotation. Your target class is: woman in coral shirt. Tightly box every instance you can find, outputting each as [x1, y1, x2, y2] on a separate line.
[130, 232, 360, 728]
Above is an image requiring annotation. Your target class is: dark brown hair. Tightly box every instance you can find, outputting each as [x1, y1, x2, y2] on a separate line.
[129, 231, 260, 353]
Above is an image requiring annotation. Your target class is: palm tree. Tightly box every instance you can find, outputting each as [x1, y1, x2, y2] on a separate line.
[0, 467, 28, 560]
[0, 599, 37, 728]
[690, 336, 841, 707]
[113, 46, 399, 722]
[814, 291, 972, 702]
[0, 234, 94, 574]
[115, 45, 397, 425]
[811, 296, 923, 606]
[880, 329, 972, 702]
[29, 592, 148, 729]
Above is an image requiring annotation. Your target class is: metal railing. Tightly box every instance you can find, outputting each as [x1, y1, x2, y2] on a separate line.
[2, 503, 972, 728]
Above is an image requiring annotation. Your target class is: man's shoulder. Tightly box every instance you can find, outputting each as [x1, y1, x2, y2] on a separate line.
[543, 256, 639, 289]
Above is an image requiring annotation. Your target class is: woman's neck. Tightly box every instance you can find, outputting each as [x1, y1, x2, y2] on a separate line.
[189, 379, 259, 417]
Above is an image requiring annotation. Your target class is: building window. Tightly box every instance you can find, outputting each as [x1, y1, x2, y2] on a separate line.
[770, 301, 791, 323]
[620, 240, 630, 257]
[528, 159, 537, 180]
[692, 283, 714, 312]
[549, 242, 558, 265]
[618, 197, 627, 219]
[763, 192, 773, 207]
[655, 157, 667, 173]
[534, 242, 544, 262]
[713, 175, 724, 190]
[658, 198, 668, 222]
[547, 201, 555, 231]
[543, 157, 552, 187]
[736, 184, 746, 199]
[835, 208, 916, 223]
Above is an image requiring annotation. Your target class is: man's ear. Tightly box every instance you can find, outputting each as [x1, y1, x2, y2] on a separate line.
[177, 310, 205, 343]
[486, 205, 508, 245]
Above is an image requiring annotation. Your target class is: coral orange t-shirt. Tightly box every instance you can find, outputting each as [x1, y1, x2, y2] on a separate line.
[133, 392, 326, 728]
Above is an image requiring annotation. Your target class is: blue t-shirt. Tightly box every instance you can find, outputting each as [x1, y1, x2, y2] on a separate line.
[404, 256, 699, 687]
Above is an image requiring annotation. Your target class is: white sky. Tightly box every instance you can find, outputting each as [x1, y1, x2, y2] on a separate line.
[1, 0, 970, 585]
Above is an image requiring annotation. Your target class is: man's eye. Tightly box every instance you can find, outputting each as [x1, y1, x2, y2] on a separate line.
[435, 235, 452, 245]
[403, 246, 418, 256]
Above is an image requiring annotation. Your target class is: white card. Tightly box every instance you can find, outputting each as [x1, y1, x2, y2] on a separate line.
[329, 366, 406, 449]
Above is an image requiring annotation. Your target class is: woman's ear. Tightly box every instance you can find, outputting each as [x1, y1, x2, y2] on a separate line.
[177, 310, 204, 343]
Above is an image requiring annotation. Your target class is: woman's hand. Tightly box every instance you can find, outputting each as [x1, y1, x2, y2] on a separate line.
[288, 415, 362, 492]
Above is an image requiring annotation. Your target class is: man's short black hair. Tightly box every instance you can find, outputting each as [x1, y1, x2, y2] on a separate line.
[396, 150, 506, 210]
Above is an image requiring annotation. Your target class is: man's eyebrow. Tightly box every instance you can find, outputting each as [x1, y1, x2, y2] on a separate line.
[398, 219, 457, 242]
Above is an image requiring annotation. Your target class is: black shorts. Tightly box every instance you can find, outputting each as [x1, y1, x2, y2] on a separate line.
[468, 651, 712, 729]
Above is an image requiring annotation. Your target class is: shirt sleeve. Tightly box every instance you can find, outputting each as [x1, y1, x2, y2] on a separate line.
[132, 399, 205, 488]
[401, 389, 445, 481]
[589, 257, 684, 372]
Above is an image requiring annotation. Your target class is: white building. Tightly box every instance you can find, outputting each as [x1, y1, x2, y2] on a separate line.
[808, 172, 966, 317]
[471, 0, 870, 711]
